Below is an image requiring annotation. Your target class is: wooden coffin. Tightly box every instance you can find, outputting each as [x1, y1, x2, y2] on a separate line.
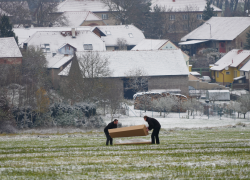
[108, 125, 148, 138]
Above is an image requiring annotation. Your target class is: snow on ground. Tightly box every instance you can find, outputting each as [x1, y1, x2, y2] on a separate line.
[104, 105, 250, 129]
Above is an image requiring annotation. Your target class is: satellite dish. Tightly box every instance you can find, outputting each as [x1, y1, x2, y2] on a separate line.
[225, 66, 229, 70]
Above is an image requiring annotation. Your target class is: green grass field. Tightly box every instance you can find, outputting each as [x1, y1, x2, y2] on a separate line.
[0, 127, 250, 179]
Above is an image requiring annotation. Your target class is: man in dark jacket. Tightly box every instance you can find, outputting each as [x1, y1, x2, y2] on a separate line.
[144, 116, 161, 144]
[104, 119, 118, 145]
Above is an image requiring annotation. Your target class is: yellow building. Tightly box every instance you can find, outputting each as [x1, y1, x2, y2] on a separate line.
[210, 49, 250, 85]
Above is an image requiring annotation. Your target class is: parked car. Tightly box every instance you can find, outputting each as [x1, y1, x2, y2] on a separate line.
[200, 76, 211, 83]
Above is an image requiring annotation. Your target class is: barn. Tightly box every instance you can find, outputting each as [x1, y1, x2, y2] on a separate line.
[60, 50, 189, 99]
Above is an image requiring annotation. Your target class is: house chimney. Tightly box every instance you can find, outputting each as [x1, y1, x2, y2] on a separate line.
[72, 28, 76, 38]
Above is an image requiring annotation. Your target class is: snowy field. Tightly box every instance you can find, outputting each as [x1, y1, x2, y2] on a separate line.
[0, 126, 250, 179]
[1, 106, 250, 179]
[104, 105, 250, 129]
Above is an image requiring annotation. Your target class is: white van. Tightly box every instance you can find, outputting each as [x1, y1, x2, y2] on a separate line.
[200, 76, 211, 83]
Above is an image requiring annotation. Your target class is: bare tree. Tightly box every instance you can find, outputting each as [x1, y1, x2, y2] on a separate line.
[0, 1, 31, 27]
[101, 0, 151, 25]
[78, 51, 111, 78]
[31, 0, 67, 27]
[116, 38, 127, 50]
[125, 67, 148, 93]
[238, 94, 250, 118]
[152, 95, 175, 117]
[61, 52, 112, 103]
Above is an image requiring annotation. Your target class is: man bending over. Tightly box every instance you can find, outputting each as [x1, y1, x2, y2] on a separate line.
[104, 119, 118, 145]
[144, 116, 161, 144]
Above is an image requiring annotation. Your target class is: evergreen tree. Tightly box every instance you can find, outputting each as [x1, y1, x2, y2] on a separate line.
[244, 30, 250, 50]
[0, 15, 18, 44]
[202, 2, 216, 21]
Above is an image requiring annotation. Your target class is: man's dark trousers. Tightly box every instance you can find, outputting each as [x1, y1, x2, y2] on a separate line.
[151, 127, 161, 144]
[105, 131, 113, 145]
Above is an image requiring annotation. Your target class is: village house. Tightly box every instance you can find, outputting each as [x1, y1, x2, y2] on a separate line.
[210, 49, 250, 88]
[14, 26, 94, 46]
[151, 0, 222, 43]
[23, 29, 106, 58]
[0, 37, 22, 65]
[239, 59, 250, 91]
[23, 29, 106, 87]
[97, 25, 145, 50]
[132, 39, 190, 67]
[55, 0, 221, 43]
[15, 25, 145, 51]
[56, 11, 105, 27]
[180, 17, 250, 55]
[59, 50, 189, 99]
[56, 0, 116, 25]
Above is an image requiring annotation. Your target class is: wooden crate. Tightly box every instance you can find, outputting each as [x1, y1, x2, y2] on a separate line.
[108, 125, 148, 138]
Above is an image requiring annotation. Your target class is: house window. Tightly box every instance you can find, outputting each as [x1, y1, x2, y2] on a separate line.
[241, 42, 243, 47]
[216, 71, 219, 78]
[102, 14, 108, 20]
[106, 31, 111, 35]
[226, 71, 230, 75]
[234, 70, 237, 78]
[183, 14, 188, 20]
[197, 14, 202, 20]
[128, 33, 133, 38]
[40, 44, 50, 53]
[84, 44, 93, 50]
[170, 15, 175, 21]
[52, 53, 57, 57]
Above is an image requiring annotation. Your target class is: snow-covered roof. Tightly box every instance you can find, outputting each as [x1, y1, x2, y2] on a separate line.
[0, 37, 22, 58]
[0, 8, 11, 16]
[24, 30, 106, 53]
[210, 49, 250, 71]
[190, 72, 201, 76]
[230, 90, 249, 96]
[149, 89, 181, 93]
[66, 50, 189, 77]
[207, 90, 230, 101]
[97, 25, 145, 46]
[240, 60, 250, 72]
[233, 76, 245, 81]
[179, 40, 209, 45]
[132, 39, 168, 50]
[47, 54, 73, 69]
[58, 61, 72, 76]
[151, 0, 222, 12]
[181, 17, 250, 41]
[60, 11, 103, 27]
[14, 27, 92, 45]
[57, 0, 109, 12]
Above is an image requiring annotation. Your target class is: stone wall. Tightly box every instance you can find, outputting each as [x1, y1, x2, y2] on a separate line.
[148, 75, 189, 96]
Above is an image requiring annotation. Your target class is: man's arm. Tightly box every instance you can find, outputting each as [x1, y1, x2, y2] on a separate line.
[147, 120, 154, 130]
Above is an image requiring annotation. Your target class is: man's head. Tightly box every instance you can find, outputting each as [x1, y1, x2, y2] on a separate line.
[143, 116, 148, 121]
[114, 119, 118, 124]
